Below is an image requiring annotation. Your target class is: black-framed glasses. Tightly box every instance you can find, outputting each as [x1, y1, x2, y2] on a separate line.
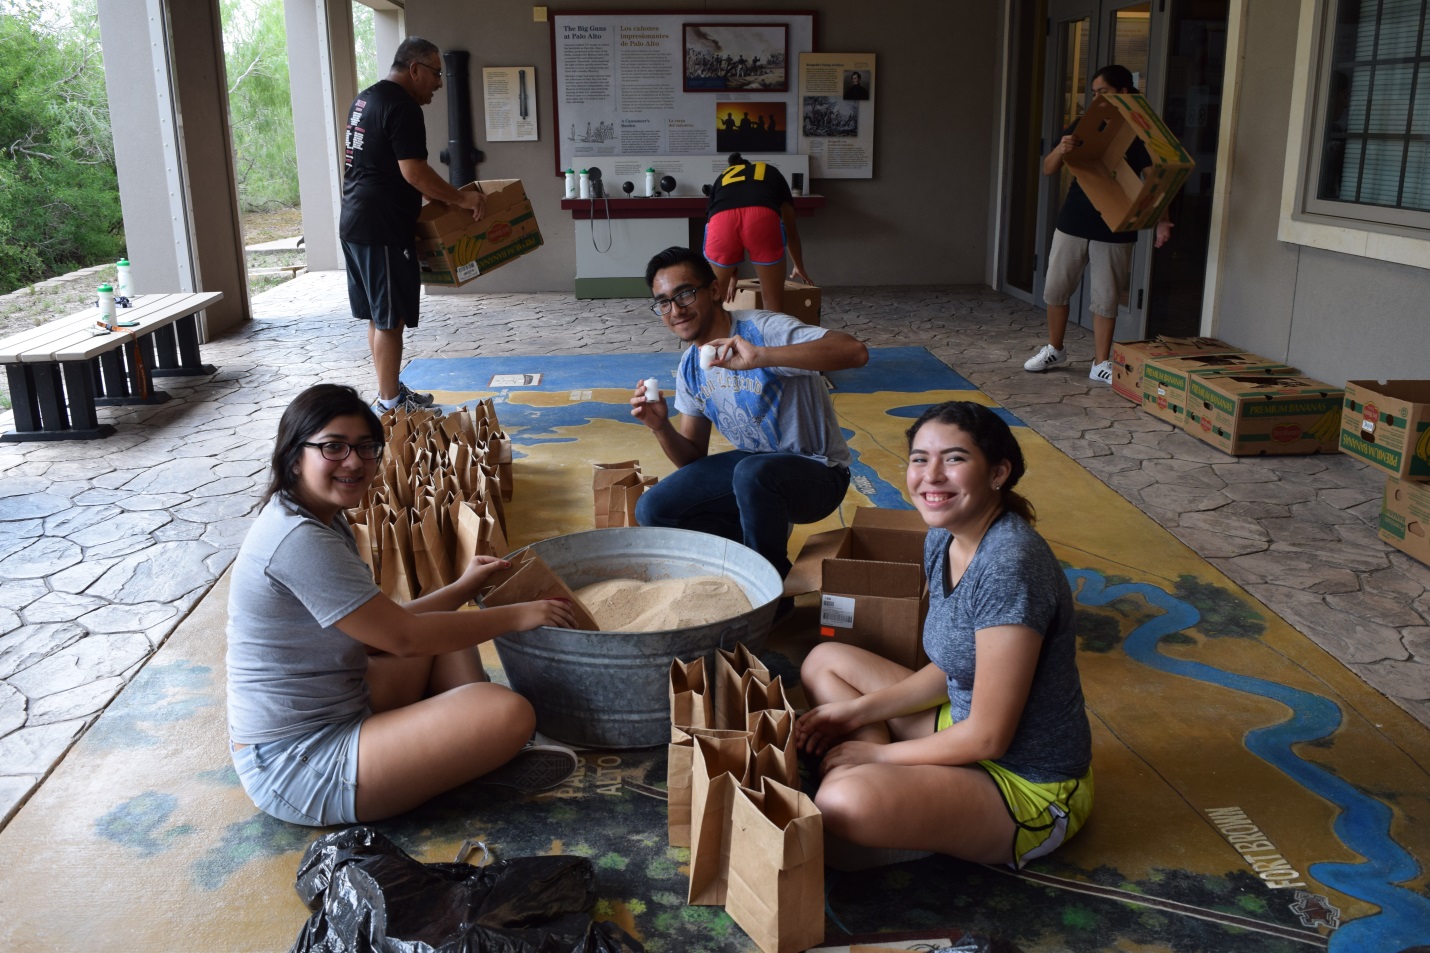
[414, 61, 442, 80]
[651, 283, 710, 315]
[301, 441, 384, 462]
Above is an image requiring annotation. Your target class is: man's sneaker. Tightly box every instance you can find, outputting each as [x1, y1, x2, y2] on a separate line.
[396, 382, 435, 407]
[1023, 344, 1068, 372]
[1089, 360, 1114, 385]
[478, 744, 578, 793]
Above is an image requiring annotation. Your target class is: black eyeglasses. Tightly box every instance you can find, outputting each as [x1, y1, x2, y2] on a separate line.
[414, 62, 442, 80]
[301, 441, 384, 461]
[651, 283, 710, 315]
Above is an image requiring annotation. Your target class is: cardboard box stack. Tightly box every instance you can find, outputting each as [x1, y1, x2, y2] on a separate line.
[415, 179, 543, 287]
[729, 279, 822, 326]
[1111, 336, 1234, 404]
[1142, 352, 1296, 428]
[1339, 381, 1430, 565]
[1064, 93, 1195, 232]
[785, 508, 929, 670]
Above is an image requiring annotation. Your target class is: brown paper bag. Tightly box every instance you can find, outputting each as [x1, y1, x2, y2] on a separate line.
[669, 656, 713, 734]
[593, 461, 640, 529]
[744, 674, 794, 732]
[379, 519, 415, 603]
[725, 777, 825, 953]
[715, 643, 770, 731]
[668, 725, 749, 848]
[746, 708, 799, 791]
[413, 505, 453, 594]
[480, 549, 599, 631]
[688, 732, 752, 906]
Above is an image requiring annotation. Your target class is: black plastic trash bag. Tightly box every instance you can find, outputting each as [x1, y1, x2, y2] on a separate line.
[290, 826, 645, 953]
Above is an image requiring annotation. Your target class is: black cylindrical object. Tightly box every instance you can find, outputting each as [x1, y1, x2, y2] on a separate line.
[439, 49, 482, 186]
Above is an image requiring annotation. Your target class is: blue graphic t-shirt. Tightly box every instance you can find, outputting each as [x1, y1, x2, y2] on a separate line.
[672, 310, 851, 468]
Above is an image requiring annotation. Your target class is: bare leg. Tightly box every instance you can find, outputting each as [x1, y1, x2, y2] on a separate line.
[354, 683, 536, 820]
[709, 263, 738, 305]
[1047, 303, 1070, 351]
[816, 762, 1016, 863]
[369, 323, 403, 402]
[800, 642, 931, 744]
[366, 647, 488, 714]
[1092, 312, 1115, 364]
[752, 260, 786, 314]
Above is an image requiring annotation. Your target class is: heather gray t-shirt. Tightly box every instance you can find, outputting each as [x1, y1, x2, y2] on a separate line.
[672, 310, 851, 468]
[226, 495, 380, 744]
[922, 512, 1091, 782]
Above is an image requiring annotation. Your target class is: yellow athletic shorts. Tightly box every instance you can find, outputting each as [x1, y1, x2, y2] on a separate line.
[937, 702, 1094, 868]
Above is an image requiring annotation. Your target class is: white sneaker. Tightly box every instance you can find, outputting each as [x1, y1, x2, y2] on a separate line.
[1023, 344, 1068, 372]
[1089, 360, 1113, 385]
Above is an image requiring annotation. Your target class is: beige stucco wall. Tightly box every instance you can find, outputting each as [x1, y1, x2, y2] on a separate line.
[1213, 0, 1429, 385]
[407, 0, 999, 294]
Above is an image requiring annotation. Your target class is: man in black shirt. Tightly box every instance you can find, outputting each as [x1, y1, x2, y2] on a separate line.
[1024, 65, 1172, 385]
[341, 37, 485, 412]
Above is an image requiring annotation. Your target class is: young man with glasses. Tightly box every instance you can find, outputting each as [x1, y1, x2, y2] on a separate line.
[630, 246, 868, 586]
[341, 37, 487, 414]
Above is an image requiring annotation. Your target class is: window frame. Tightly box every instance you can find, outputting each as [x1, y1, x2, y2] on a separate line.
[1279, 0, 1430, 270]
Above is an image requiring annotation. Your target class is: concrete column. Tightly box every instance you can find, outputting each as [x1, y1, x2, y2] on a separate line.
[372, 6, 406, 75]
[97, 0, 250, 337]
[284, 0, 348, 270]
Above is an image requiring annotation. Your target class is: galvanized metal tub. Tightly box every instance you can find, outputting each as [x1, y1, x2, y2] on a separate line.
[491, 526, 782, 749]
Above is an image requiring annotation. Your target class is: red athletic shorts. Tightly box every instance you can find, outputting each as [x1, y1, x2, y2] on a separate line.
[704, 206, 786, 267]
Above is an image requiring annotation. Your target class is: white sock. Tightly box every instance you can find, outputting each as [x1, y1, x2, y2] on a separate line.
[378, 393, 401, 410]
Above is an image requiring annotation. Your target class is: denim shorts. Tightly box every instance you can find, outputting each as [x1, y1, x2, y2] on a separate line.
[231, 716, 363, 826]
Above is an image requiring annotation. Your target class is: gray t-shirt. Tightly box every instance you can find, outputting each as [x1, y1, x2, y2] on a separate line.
[672, 310, 851, 468]
[922, 512, 1091, 782]
[226, 495, 380, 744]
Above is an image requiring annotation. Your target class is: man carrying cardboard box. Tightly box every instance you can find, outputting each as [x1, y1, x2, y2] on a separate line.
[630, 246, 868, 590]
[1024, 65, 1173, 386]
[341, 37, 487, 413]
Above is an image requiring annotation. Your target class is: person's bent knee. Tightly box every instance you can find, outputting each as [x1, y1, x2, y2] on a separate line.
[813, 771, 876, 840]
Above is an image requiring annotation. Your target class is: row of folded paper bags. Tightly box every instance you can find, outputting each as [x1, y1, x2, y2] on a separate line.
[348, 404, 660, 603]
[352, 407, 821, 953]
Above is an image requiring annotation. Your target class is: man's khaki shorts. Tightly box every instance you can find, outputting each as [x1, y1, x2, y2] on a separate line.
[1042, 228, 1134, 318]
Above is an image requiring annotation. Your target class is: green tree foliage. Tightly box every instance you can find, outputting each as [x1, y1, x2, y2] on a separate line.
[221, 0, 299, 211]
[0, 0, 123, 293]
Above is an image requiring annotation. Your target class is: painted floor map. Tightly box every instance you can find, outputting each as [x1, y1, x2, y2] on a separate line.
[0, 349, 1425, 953]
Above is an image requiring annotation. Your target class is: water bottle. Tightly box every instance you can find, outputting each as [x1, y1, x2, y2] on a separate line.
[115, 259, 132, 303]
[97, 283, 117, 330]
[645, 168, 656, 197]
[564, 169, 577, 199]
[578, 169, 591, 199]
[643, 377, 660, 402]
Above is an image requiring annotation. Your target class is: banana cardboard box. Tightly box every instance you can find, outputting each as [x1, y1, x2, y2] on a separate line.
[1142, 352, 1295, 429]
[1111, 335, 1234, 404]
[415, 179, 543, 287]
[1184, 372, 1344, 457]
[1063, 92, 1195, 232]
[1380, 476, 1430, 565]
[1340, 380, 1430, 481]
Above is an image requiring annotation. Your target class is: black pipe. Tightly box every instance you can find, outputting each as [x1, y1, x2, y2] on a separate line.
[438, 49, 483, 186]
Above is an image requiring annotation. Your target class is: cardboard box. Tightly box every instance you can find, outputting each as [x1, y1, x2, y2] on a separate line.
[1111, 336, 1234, 404]
[729, 279, 821, 326]
[1340, 380, 1430, 481]
[1184, 372, 1344, 456]
[1142, 352, 1294, 428]
[786, 508, 929, 670]
[1380, 476, 1430, 564]
[414, 179, 543, 287]
[1064, 93, 1195, 232]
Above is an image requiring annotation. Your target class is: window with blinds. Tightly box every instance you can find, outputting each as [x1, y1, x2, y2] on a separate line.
[1314, 0, 1429, 217]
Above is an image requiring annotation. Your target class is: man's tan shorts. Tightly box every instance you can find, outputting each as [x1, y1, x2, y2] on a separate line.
[1042, 228, 1134, 318]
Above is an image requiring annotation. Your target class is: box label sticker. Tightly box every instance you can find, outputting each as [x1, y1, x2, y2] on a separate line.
[820, 594, 855, 629]
[456, 260, 481, 282]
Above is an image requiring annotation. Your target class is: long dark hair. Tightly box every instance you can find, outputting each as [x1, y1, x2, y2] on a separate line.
[905, 401, 1035, 524]
[262, 384, 383, 506]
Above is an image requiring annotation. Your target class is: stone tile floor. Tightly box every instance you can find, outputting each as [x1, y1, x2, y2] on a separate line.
[1, 272, 1426, 830]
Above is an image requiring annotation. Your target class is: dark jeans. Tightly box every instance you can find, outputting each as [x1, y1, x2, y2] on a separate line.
[634, 450, 851, 578]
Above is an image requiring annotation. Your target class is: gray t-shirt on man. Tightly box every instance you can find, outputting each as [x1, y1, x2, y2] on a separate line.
[672, 310, 851, 468]
[922, 511, 1091, 783]
[226, 495, 380, 745]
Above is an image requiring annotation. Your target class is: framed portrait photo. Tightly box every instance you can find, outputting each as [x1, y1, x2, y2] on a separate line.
[683, 23, 789, 93]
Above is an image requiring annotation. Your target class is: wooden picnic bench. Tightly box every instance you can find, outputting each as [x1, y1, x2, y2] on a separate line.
[1, 291, 224, 442]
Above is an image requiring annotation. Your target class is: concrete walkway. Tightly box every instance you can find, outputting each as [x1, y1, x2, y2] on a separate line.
[0, 271, 1425, 831]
